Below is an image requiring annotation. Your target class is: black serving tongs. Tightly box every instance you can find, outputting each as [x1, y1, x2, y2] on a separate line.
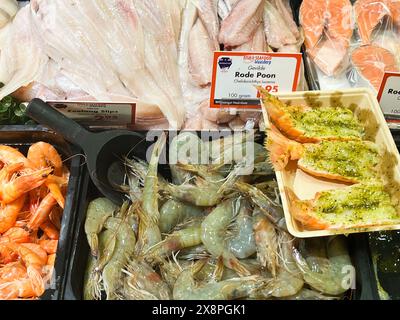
[26, 98, 151, 205]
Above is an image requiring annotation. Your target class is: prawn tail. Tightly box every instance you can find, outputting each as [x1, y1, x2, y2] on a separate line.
[291, 247, 310, 275]
[266, 125, 302, 170]
[225, 256, 251, 277]
[125, 279, 159, 300]
[0, 282, 18, 300]
[93, 271, 104, 300]
[212, 256, 225, 282]
[27, 266, 45, 297]
[46, 181, 65, 209]
[83, 269, 100, 300]
[286, 187, 330, 230]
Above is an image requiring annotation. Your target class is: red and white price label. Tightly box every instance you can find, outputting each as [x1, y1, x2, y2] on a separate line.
[210, 52, 302, 109]
[377, 72, 400, 121]
[46, 100, 136, 126]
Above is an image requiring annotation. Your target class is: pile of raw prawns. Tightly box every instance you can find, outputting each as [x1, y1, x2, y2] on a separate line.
[0, 142, 69, 300]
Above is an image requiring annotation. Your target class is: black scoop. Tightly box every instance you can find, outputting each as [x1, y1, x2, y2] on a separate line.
[27, 98, 147, 205]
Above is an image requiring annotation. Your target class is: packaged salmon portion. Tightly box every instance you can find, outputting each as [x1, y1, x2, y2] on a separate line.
[298, 0, 400, 92]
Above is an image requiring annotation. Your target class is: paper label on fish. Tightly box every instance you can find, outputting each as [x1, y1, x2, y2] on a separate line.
[45, 101, 136, 126]
[377, 72, 400, 121]
[210, 52, 302, 109]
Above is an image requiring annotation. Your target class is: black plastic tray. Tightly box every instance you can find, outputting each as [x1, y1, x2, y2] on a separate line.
[0, 125, 83, 300]
[63, 130, 380, 300]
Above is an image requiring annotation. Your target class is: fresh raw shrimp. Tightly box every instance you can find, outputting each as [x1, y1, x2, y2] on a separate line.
[162, 161, 242, 207]
[0, 145, 32, 168]
[102, 217, 136, 300]
[27, 193, 58, 231]
[253, 210, 279, 277]
[173, 260, 268, 300]
[211, 140, 267, 169]
[258, 232, 304, 298]
[201, 198, 250, 276]
[0, 163, 52, 205]
[127, 210, 139, 237]
[0, 195, 26, 233]
[136, 133, 166, 254]
[39, 240, 58, 255]
[39, 219, 60, 240]
[221, 259, 263, 280]
[227, 199, 256, 259]
[162, 180, 223, 207]
[293, 236, 353, 295]
[235, 181, 284, 228]
[122, 259, 172, 300]
[123, 166, 142, 204]
[0, 227, 31, 244]
[84, 228, 117, 300]
[194, 257, 225, 283]
[84, 198, 118, 258]
[159, 257, 186, 290]
[159, 199, 204, 233]
[169, 132, 208, 185]
[98, 229, 117, 272]
[177, 245, 211, 261]
[145, 226, 202, 261]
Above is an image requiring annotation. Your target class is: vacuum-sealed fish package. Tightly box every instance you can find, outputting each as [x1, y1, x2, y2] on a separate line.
[299, 0, 400, 93]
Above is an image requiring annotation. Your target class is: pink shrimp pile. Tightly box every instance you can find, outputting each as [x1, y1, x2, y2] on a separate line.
[0, 142, 69, 299]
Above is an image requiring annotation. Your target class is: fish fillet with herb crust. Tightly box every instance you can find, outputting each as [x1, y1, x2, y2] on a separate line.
[259, 87, 364, 143]
[287, 183, 399, 230]
[266, 125, 380, 183]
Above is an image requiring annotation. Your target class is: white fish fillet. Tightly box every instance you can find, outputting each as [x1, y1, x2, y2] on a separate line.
[219, 0, 264, 48]
[234, 24, 269, 52]
[0, 6, 48, 99]
[197, 0, 220, 49]
[29, 0, 184, 128]
[178, 0, 210, 117]
[189, 18, 215, 87]
[134, 0, 185, 126]
[273, 0, 300, 40]
[264, 0, 297, 49]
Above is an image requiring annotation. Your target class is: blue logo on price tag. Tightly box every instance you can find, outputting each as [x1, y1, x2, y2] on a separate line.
[218, 57, 232, 70]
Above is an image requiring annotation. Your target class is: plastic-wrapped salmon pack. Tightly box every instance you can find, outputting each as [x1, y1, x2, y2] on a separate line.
[297, 0, 400, 93]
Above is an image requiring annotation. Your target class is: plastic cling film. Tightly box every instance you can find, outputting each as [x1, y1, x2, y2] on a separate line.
[299, 0, 400, 93]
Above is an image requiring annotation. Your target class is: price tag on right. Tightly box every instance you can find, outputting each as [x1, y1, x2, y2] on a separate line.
[377, 72, 400, 120]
